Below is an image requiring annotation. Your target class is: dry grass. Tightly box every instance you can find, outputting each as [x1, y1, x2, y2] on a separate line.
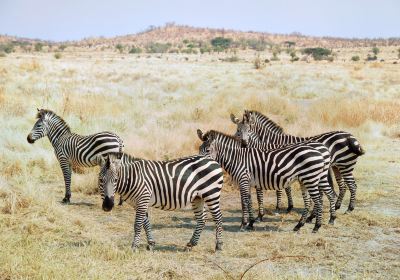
[0, 49, 399, 279]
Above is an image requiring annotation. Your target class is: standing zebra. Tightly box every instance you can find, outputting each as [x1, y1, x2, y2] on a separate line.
[231, 110, 365, 213]
[95, 152, 224, 251]
[197, 130, 335, 233]
[196, 129, 293, 221]
[27, 109, 124, 203]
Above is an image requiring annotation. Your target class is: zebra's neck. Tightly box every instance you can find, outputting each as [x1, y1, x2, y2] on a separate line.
[46, 116, 72, 147]
[215, 145, 244, 175]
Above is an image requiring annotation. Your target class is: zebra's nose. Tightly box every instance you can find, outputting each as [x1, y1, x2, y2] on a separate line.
[102, 196, 114, 212]
[27, 134, 35, 144]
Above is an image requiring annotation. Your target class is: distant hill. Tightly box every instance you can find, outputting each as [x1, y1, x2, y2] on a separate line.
[1, 24, 399, 52]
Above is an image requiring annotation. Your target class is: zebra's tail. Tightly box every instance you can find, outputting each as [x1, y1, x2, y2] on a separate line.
[348, 136, 365, 156]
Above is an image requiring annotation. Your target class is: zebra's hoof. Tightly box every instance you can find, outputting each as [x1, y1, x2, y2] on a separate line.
[118, 200, 123, 206]
[328, 217, 336, 225]
[185, 243, 193, 252]
[293, 222, 304, 231]
[286, 205, 294, 213]
[312, 224, 321, 233]
[245, 224, 255, 231]
[335, 204, 341, 210]
[62, 197, 70, 204]
[256, 214, 264, 222]
[131, 246, 139, 253]
[215, 242, 223, 251]
[147, 242, 155, 251]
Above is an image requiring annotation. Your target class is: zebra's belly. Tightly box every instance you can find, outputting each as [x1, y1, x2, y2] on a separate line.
[148, 195, 192, 211]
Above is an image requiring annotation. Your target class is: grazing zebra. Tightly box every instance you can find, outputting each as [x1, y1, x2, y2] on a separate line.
[197, 130, 336, 233]
[27, 109, 124, 203]
[95, 152, 224, 251]
[196, 129, 293, 221]
[231, 110, 365, 213]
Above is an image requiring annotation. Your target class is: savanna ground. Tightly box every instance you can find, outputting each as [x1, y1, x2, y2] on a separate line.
[0, 48, 399, 279]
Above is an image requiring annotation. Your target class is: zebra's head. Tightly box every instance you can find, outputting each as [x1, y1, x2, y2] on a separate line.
[27, 109, 49, 144]
[231, 112, 255, 145]
[197, 129, 218, 159]
[96, 153, 122, 212]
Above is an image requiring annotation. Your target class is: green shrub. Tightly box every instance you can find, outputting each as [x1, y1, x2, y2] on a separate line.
[54, 53, 61, 59]
[146, 42, 171, 53]
[34, 43, 43, 52]
[58, 45, 67, 51]
[351, 55, 360, 62]
[116, 44, 124, 53]
[302, 47, 332, 60]
[372, 47, 380, 56]
[245, 39, 267, 51]
[366, 54, 377, 61]
[0, 43, 14, 54]
[211, 37, 232, 50]
[129, 46, 142, 54]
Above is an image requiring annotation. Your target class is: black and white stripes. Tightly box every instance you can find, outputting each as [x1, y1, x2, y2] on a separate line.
[27, 109, 123, 203]
[96, 152, 224, 251]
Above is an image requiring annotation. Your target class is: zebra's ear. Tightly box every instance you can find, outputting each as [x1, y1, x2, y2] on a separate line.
[248, 113, 256, 126]
[230, 113, 240, 124]
[197, 129, 204, 141]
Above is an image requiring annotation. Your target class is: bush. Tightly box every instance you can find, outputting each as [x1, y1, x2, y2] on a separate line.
[254, 56, 264, 69]
[54, 53, 61, 59]
[397, 48, 400, 59]
[222, 56, 239, 62]
[302, 47, 332, 60]
[200, 46, 212, 54]
[351, 55, 360, 62]
[366, 54, 377, 61]
[129, 46, 142, 54]
[290, 51, 299, 62]
[58, 45, 67, 51]
[245, 39, 268, 51]
[116, 44, 124, 53]
[34, 43, 43, 52]
[211, 37, 232, 50]
[0, 43, 14, 54]
[146, 42, 171, 53]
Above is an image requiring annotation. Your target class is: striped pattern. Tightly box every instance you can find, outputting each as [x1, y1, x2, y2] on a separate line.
[96, 152, 224, 251]
[197, 129, 293, 221]
[235, 110, 365, 212]
[198, 131, 336, 232]
[27, 109, 123, 203]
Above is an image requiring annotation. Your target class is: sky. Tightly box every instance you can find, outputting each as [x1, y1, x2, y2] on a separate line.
[0, 0, 399, 41]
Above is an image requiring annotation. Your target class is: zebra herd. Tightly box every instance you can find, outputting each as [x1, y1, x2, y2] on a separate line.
[27, 108, 364, 252]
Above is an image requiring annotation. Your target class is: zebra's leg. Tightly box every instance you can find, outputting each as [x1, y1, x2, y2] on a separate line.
[255, 187, 264, 222]
[293, 185, 311, 231]
[118, 195, 124, 206]
[319, 174, 337, 225]
[58, 157, 72, 203]
[131, 204, 149, 252]
[343, 173, 357, 213]
[186, 197, 206, 251]
[302, 181, 323, 233]
[333, 167, 347, 210]
[285, 186, 294, 213]
[275, 189, 283, 211]
[306, 188, 324, 223]
[143, 213, 155, 251]
[238, 178, 251, 231]
[246, 188, 256, 230]
[205, 196, 223, 251]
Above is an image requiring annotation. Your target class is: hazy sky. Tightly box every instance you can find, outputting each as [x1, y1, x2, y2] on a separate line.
[0, 0, 399, 41]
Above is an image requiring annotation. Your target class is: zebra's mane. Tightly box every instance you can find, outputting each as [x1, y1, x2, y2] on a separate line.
[203, 130, 239, 142]
[37, 109, 71, 132]
[106, 152, 143, 163]
[245, 110, 284, 133]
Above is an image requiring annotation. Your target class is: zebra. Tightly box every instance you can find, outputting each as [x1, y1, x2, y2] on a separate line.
[196, 129, 293, 221]
[27, 109, 124, 203]
[231, 110, 365, 213]
[95, 152, 224, 252]
[197, 129, 336, 233]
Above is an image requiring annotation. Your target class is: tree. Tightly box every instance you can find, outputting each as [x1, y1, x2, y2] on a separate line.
[372, 47, 379, 56]
[34, 42, 43, 52]
[210, 37, 232, 50]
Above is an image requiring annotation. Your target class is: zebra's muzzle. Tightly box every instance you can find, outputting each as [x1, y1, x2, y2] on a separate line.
[27, 134, 35, 144]
[102, 196, 114, 212]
